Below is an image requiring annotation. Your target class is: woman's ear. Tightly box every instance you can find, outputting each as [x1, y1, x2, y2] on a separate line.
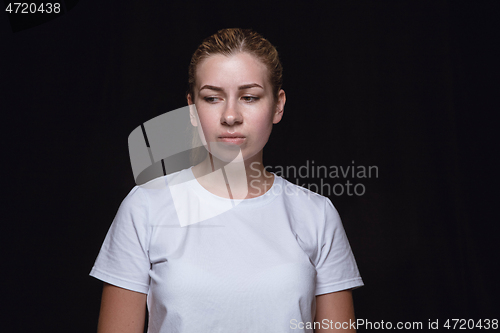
[187, 94, 198, 127]
[273, 89, 286, 124]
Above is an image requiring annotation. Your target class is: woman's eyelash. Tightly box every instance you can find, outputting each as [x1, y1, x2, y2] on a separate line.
[203, 97, 219, 103]
[203, 96, 259, 103]
[242, 96, 259, 102]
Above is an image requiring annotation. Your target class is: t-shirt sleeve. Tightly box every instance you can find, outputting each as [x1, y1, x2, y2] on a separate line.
[314, 197, 364, 295]
[89, 186, 151, 294]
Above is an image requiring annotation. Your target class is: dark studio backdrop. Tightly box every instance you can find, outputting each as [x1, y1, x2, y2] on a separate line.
[2, 0, 498, 331]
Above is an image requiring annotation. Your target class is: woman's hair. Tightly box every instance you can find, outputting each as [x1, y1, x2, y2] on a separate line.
[187, 28, 283, 102]
[187, 28, 283, 165]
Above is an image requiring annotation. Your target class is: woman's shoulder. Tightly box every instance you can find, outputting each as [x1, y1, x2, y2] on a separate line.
[275, 175, 331, 210]
[131, 168, 187, 198]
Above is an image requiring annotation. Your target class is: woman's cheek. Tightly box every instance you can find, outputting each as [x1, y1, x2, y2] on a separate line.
[197, 113, 215, 137]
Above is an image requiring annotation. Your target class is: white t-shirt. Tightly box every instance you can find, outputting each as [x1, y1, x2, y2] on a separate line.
[90, 167, 363, 333]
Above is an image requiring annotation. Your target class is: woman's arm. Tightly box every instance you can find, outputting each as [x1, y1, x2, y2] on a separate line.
[97, 283, 147, 333]
[314, 290, 356, 332]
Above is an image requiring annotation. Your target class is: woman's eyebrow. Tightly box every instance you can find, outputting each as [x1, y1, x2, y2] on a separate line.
[199, 83, 264, 92]
[200, 85, 223, 92]
[238, 83, 263, 90]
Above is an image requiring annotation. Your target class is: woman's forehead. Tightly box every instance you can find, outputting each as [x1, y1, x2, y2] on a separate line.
[196, 53, 270, 89]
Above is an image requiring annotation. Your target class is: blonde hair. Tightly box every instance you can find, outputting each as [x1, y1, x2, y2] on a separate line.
[187, 28, 283, 165]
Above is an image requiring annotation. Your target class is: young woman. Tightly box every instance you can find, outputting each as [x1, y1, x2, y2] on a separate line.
[91, 28, 363, 332]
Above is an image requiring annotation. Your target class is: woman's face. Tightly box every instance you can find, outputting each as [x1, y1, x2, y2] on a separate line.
[189, 52, 285, 162]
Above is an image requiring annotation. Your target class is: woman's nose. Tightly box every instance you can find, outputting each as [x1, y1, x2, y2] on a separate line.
[221, 102, 243, 126]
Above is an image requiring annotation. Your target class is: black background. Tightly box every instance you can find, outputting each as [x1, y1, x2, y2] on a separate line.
[2, 0, 499, 332]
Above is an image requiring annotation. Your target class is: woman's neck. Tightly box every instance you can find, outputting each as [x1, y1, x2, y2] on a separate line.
[191, 152, 274, 199]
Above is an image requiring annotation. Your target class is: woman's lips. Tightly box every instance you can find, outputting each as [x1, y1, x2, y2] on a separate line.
[218, 134, 246, 145]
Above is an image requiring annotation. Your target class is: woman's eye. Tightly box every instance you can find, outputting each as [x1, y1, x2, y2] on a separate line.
[242, 96, 259, 102]
[203, 97, 219, 103]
